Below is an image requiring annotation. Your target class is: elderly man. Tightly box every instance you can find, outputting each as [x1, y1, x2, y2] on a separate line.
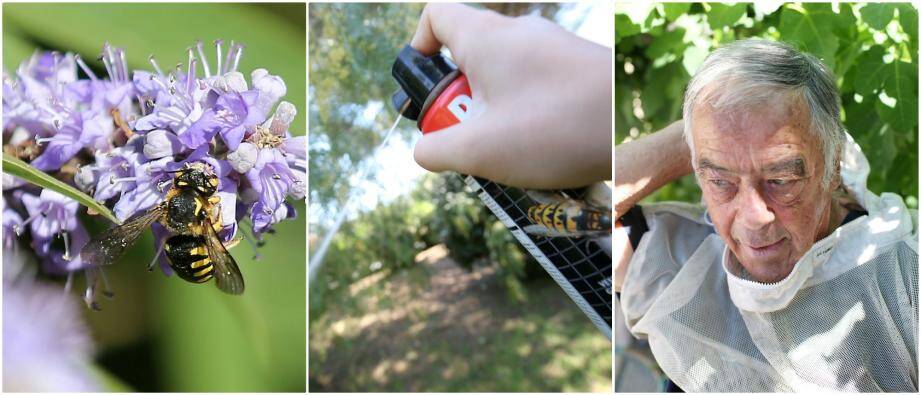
[614, 39, 918, 392]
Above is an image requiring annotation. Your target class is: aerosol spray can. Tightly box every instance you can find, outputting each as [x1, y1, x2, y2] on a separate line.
[391, 45, 612, 339]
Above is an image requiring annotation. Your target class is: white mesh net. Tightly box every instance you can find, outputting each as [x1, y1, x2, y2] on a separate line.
[621, 135, 919, 392]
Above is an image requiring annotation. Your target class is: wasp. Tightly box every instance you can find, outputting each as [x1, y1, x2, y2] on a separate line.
[522, 183, 613, 238]
[80, 162, 244, 294]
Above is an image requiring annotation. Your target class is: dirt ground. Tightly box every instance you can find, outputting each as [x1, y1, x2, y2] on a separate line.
[309, 245, 612, 392]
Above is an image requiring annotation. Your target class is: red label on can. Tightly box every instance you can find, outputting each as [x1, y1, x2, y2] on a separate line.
[420, 75, 472, 133]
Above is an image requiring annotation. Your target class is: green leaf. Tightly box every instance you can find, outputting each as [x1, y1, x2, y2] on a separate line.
[778, 4, 839, 70]
[897, 4, 918, 57]
[682, 45, 709, 75]
[853, 45, 889, 96]
[843, 96, 880, 135]
[614, 13, 641, 43]
[616, 2, 656, 26]
[878, 59, 918, 133]
[706, 3, 749, 30]
[644, 28, 686, 60]
[861, 3, 896, 30]
[2, 153, 119, 224]
[662, 3, 691, 21]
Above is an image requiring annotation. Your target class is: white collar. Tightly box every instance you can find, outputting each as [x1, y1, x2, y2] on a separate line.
[723, 192, 913, 312]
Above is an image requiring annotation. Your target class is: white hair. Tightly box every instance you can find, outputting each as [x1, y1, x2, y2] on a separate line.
[683, 39, 844, 187]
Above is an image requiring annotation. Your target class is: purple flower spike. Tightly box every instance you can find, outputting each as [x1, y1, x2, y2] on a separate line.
[92, 146, 142, 202]
[20, 190, 79, 241]
[3, 198, 23, 250]
[143, 129, 183, 159]
[181, 90, 265, 150]
[113, 156, 174, 221]
[19, 190, 84, 270]
[245, 148, 295, 233]
[31, 111, 113, 171]
[34, 224, 90, 275]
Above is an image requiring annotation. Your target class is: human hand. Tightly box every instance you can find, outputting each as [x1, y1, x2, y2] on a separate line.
[410, 3, 612, 189]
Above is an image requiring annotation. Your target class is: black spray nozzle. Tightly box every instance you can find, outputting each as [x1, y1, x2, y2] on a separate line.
[391, 45, 458, 121]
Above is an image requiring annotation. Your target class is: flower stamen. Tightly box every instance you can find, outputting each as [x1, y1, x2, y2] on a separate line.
[195, 40, 212, 79]
[148, 54, 165, 77]
[214, 39, 224, 76]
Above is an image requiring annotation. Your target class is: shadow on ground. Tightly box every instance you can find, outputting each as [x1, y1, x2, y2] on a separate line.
[309, 245, 612, 392]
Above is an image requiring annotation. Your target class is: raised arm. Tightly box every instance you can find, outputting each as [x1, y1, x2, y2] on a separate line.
[614, 120, 693, 289]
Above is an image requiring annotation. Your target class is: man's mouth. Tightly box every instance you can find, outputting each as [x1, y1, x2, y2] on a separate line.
[744, 238, 787, 256]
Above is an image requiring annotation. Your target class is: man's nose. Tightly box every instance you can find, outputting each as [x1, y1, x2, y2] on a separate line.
[738, 184, 775, 229]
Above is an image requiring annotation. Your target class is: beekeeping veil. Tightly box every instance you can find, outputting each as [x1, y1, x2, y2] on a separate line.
[620, 131, 918, 391]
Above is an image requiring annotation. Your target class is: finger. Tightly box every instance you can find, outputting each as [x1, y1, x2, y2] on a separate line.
[410, 3, 497, 58]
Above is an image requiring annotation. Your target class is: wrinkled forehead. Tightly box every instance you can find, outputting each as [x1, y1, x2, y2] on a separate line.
[690, 92, 822, 172]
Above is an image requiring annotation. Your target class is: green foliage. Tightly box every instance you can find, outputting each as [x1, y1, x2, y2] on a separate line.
[2, 153, 119, 224]
[615, 2, 918, 207]
[426, 173, 538, 302]
[312, 173, 541, 314]
[308, 3, 424, 209]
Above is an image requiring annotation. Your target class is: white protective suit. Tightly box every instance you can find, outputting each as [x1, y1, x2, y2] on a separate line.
[621, 134, 918, 392]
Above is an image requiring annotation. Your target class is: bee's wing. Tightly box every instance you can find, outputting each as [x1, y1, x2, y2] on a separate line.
[523, 224, 566, 237]
[585, 182, 613, 210]
[522, 224, 607, 239]
[80, 205, 164, 266]
[525, 189, 566, 205]
[202, 218, 244, 295]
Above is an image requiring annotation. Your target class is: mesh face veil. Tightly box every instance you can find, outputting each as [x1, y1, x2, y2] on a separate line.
[620, 133, 918, 392]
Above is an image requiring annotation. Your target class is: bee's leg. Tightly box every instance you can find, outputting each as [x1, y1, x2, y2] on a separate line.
[223, 236, 243, 250]
[148, 239, 166, 272]
[99, 268, 114, 298]
[239, 223, 263, 260]
[64, 272, 74, 293]
[83, 267, 101, 311]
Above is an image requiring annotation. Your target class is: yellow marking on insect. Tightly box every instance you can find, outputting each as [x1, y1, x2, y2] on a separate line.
[191, 257, 211, 269]
[567, 216, 578, 232]
[554, 206, 566, 231]
[194, 265, 214, 277]
[164, 244, 171, 251]
[208, 196, 220, 204]
[196, 274, 213, 283]
[193, 199, 202, 216]
[176, 180, 188, 187]
[190, 246, 207, 256]
[542, 205, 555, 228]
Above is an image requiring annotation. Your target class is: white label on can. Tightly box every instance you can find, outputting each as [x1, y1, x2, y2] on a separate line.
[447, 94, 473, 122]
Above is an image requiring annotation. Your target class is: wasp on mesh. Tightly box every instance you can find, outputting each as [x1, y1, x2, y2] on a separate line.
[80, 162, 244, 295]
[522, 182, 613, 239]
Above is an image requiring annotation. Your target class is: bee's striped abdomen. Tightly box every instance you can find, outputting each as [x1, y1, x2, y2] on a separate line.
[527, 202, 611, 235]
[164, 235, 214, 284]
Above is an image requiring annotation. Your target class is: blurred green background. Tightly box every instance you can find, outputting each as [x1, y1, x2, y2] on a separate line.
[309, 3, 611, 392]
[615, 2, 918, 208]
[3, 3, 305, 392]
[615, 2, 918, 391]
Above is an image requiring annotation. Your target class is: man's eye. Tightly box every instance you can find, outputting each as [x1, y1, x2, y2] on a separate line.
[768, 179, 790, 186]
[710, 179, 731, 188]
